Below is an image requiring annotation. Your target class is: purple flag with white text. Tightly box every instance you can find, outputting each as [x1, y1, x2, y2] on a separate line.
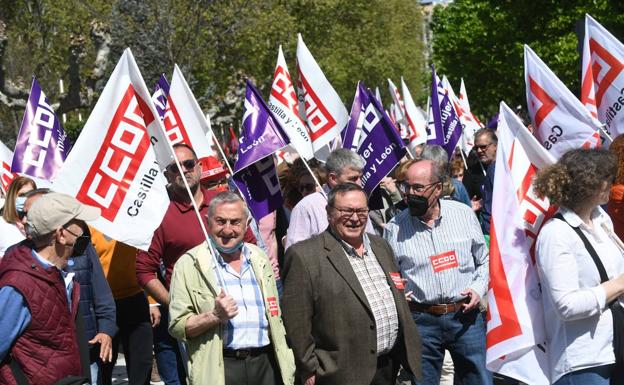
[152, 74, 170, 121]
[233, 80, 290, 221]
[343, 82, 406, 195]
[429, 66, 462, 159]
[12, 77, 71, 181]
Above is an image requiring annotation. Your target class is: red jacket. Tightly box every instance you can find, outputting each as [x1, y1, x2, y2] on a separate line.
[0, 243, 82, 385]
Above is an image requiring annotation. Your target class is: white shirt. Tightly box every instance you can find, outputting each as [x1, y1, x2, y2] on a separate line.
[0, 218, 25, 258]
[536, 206, 624, 382]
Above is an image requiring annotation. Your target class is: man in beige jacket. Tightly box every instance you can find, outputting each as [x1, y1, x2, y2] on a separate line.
[168, 192, 295, 385]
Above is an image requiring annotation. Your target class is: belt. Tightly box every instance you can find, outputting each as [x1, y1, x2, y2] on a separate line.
[223, 345, 272, 359]
[409, 300, 468, 315]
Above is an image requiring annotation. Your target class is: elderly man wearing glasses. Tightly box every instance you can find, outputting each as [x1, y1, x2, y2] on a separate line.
[384, 159, 491, 385]
[282, 183, 422, 385]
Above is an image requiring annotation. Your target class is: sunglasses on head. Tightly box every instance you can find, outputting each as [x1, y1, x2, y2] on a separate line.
[167, 159, 197, 173]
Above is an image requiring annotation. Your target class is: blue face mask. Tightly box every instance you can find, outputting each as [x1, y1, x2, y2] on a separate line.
[210, 237, 244, 255]
[15, 196, 27, 213]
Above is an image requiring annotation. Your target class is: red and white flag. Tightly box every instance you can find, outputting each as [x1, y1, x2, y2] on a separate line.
[387, 78, 407, 126]
[525, 45, 602, 159]
[163, 64, 217, 161]
[269, 45, 314, 160]
[401, 78, 428, 150]
[296, 34, 348, 157]
[459, 79, 484, 129]
[0, 140, 17, 193]
[486, 101, 554, 384]
[52, 48, 170, 250]
[581, 14, 624, 138]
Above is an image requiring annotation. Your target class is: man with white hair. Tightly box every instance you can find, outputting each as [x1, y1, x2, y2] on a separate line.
[0, 193, 100, 384]
[168, 191, 295, 385]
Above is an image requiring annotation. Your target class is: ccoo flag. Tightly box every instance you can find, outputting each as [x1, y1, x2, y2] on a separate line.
[486, 101, 554, 385]
[429, 66, 462, 158]
[233, 80, 289, 221]
[0, 140, 17, 193]
[343, 82, 406, 195]
[152, 74, 170, 121]
[268, 45, 314, 160]
[52, 48, 170, 250]
[524, 45, 602, 158]
[162, 64, 216, 161]
[401, 77, 428, 152]
[296, 34, 348, 157]
[12, 77, 71, 181]
[581, 14, 624, 138]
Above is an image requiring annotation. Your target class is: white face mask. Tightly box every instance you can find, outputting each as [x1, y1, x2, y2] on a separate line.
[15, 196, 27, 213]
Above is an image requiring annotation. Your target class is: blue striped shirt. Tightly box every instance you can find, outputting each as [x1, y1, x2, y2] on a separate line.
[384, 199, 489, 303]
[216, 246, 270, 349]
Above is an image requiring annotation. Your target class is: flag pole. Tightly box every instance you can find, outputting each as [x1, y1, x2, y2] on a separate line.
[599, 125, 614, 144]
[459, 148, 468, 170]
[206, 114, 236, 176]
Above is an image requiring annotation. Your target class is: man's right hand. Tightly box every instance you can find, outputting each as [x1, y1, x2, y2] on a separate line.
[213, 289, 238, 322]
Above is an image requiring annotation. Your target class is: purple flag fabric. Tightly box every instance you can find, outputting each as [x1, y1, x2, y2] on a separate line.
[12, 77, 71, 181]
[343, 82, 406, 195]
[152, 74, 170, 121]
[233, 80, 290, 221]
[429, 66, 462, 159]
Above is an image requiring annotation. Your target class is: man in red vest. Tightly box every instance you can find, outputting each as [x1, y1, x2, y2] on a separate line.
[0, 193, 100, 385]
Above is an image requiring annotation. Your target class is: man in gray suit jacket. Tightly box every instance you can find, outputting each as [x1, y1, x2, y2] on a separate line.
[282, 183, 422, 385]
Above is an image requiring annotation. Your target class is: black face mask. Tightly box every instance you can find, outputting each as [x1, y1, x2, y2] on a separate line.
[71, 234, 91, 257]
[407, 194, 430, 217]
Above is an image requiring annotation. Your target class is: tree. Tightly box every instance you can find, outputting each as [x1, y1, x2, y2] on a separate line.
[430, 0, 624, 119]
[0, 0, 427, 145]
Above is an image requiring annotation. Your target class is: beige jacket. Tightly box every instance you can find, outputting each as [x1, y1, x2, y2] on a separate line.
[169, 242, 295, 385]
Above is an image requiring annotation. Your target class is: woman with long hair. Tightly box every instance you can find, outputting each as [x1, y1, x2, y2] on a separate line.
[0, 176, 36, 257]
[534, 149, 624, 385]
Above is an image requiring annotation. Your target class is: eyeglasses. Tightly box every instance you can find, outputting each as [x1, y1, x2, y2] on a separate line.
[62, 226, 84, 238]
[167, 159, 197, 173]
[329, 206, 369, 219]
[474, 143, 493, 151]
[400, 181, 440, 194]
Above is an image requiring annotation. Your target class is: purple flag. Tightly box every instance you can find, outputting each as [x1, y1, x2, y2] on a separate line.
[429, 66, 462, 159]
[233, 80, 290, 221]
[152, 74, 170, 121]
[343, 82, 406, 195]
[11, 77, 71, 181]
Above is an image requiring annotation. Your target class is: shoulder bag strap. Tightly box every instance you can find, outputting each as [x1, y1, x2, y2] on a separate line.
[553, 212, 609, 283]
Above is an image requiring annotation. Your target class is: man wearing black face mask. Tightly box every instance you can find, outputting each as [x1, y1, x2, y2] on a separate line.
[383, 160, 491, 385]
[23, 190, 117, 383]
[0, 193, 107, 384]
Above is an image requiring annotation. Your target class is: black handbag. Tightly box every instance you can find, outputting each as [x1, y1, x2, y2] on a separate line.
[554, 213, 624, 369]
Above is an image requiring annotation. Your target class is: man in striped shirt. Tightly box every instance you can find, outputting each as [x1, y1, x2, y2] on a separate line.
[384, 159, 491, 385]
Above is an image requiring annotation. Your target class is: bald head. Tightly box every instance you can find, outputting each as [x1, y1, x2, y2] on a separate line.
[406, 159, 441, 185]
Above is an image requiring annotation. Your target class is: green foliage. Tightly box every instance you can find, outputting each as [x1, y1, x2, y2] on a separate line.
[1, 0, 426, 144]
[431, 0, 624, 119]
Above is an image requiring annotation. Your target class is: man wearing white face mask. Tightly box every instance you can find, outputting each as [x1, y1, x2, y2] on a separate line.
[168, 191, 295, 385]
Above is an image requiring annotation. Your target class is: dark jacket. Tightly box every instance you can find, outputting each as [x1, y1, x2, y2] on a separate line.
[69, 244, 117, 342]
[281, 230, 422, 385]
[0, 243, 82, 385]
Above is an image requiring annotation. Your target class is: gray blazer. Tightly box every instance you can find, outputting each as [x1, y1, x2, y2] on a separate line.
[281, 230, 422, 385]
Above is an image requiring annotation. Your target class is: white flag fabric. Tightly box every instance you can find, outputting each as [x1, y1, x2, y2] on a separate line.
[486, 101, 554, 385]
[0, 140, 17, 193]
[459, 79, 484, 129]
[401, 78, 428, 149]
[441, 76, 480, 154]
[296, 34, 348, 155]
[524, 45, 602, 158]
[581, 14, 624, 138]
[52, 48, 170, 250]
[387, 79, 407, 126]
[269, 45, 314, 160]
[163, 64, 217, 161]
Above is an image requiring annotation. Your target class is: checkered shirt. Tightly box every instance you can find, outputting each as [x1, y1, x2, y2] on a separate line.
[340, 234, 399, 355]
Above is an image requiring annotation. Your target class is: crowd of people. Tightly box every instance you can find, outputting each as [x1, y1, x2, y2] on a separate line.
[0, 126, 624, 385]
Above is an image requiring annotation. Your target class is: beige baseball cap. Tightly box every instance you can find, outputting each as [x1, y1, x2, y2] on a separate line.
[26, 192, 101, 236]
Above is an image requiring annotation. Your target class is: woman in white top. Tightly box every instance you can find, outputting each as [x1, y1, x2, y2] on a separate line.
[534, 149, 624, 385]
[0, 176, 36, 257]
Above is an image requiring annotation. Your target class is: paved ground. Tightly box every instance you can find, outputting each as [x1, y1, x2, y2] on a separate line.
[110, 354, 163, 385]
